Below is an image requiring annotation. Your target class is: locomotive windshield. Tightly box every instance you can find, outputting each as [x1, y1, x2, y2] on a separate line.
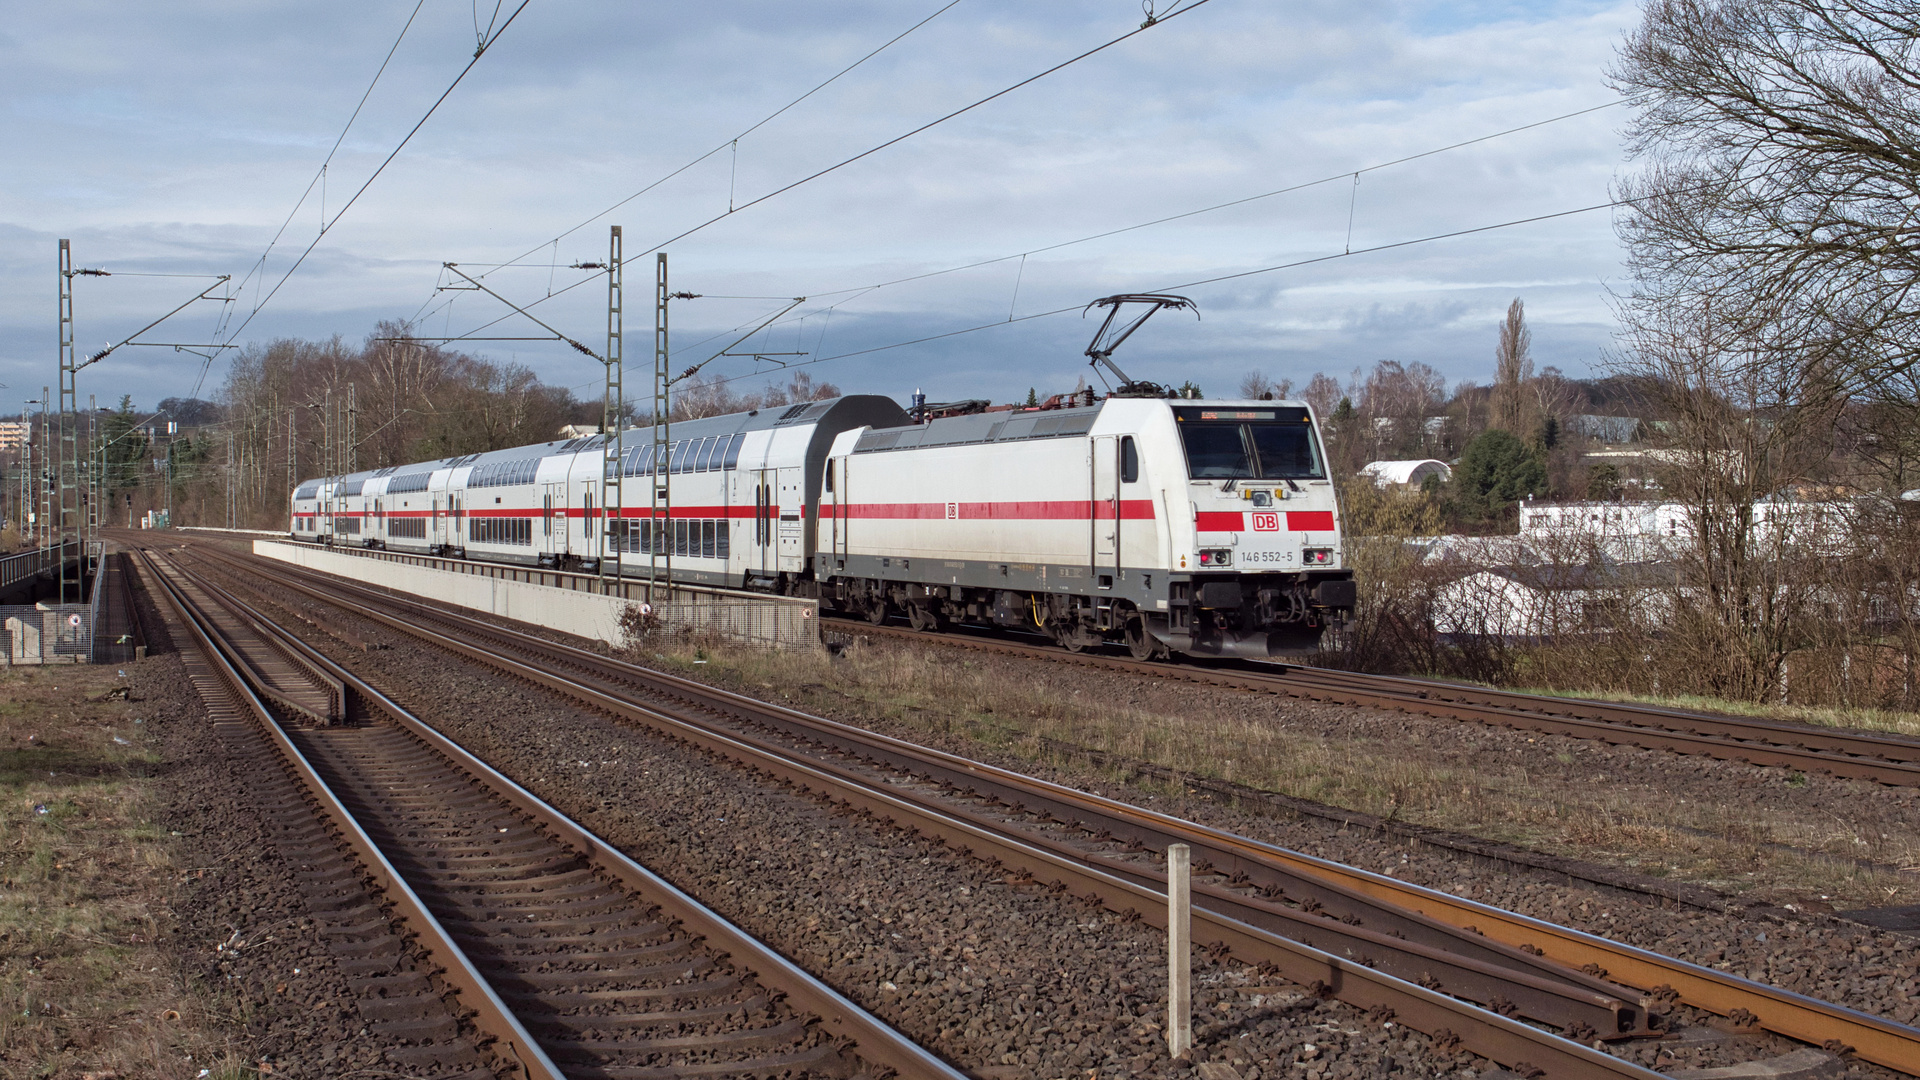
[1176, 411, 1324, 480]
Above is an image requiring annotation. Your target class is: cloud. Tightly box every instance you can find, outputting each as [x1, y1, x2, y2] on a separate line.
[0, 0, 1643, 413]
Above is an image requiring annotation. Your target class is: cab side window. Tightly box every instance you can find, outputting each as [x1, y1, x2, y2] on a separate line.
[1120, 436, 1139, 484]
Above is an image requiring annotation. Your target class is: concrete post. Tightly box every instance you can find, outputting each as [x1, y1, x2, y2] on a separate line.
[1168, 842, 1192, 1058]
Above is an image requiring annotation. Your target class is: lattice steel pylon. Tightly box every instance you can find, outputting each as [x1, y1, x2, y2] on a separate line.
[38, 385, 50, 550]
[651, 252, 670, 600]
[85, 395, 98, 579]
[599, 226, 623, 592]
[347, 382, 358, 474]
[57, 240, 80, 602]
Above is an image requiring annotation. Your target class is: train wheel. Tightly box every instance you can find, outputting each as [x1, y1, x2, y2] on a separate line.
[908, 605, 945, 633]
[1124, 614, 1165, 661]
[1056, 626, 1087, 653]
[865, 598, 890, 625]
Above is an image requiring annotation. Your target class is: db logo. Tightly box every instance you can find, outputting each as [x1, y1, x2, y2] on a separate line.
[1250, 512, 1280, 532]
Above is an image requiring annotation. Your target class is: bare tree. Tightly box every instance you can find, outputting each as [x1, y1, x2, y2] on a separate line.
[1491, 298, 1534, 435]
[1358, 360, 1446, 459]
[784, 370, 839, 402]
[1612, 0, 1920, 403]
[1618, 298, 1847, 701]
[1299, 372, 1343, 419]
[1237, 371, 1293, 400]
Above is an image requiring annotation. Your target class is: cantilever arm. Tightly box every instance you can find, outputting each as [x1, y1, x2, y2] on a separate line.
[81, 277, 233, 370]
[442, 263, 602, 360]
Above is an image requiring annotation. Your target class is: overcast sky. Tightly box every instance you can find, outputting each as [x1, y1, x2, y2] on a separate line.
[0, 0, 1643, 417]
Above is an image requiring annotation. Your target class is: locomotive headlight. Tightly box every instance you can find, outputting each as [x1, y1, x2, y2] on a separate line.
[1303, 547, 1333, 565]
[1249, 490, 1272, 508]
[1198, 548, 1232, 567]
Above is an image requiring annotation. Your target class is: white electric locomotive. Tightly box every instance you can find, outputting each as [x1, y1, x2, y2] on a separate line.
[288, 295, 1356, 658]
[818, 394, 1353, 658]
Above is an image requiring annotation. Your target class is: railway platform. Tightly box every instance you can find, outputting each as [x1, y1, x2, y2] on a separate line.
[250, 539, 818, 649]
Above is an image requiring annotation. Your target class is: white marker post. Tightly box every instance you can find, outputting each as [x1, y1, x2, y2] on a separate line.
[1167, 843, 1193, 1058]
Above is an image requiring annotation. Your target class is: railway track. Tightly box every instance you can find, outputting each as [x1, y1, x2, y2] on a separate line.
[835, 616, 1920, 787]
[136, 546, 965, 1080]
[174, 539, 1920, 1079]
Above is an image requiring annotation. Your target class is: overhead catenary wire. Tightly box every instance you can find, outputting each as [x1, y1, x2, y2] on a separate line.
[695, 195, 1632, 394]
[215, 0, 429, 346]
[414, 0, 1217, 347]
[794, 98, 1628, 303]
[478, 0, 966, 282]
[630, 0, 1217, 259]
[411, 96, 1624, 345]
[209, 1, 533, 363]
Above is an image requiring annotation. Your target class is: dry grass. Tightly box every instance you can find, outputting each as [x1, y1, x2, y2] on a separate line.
[0, 664, 250, 1080]
[1502, 684, 1920, 738]
[637, 637, 1920, 909]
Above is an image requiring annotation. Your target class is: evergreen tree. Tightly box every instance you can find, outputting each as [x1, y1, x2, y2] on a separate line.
[1024, 387, 1038, 407]
[1452, 428, 1547, 523]
[99, 395, 149, 493]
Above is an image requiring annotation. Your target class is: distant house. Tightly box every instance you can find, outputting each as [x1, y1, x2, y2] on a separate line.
[1431, 561, 1677, 640]
[1566, 415, 1642, 444]
[1358, 459, 1452, 489]
[1521, 497, 1859, 559]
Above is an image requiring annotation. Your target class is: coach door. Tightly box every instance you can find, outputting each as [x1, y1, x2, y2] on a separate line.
[750, 468, 776, 576]
[827, 456, 848, 566]
[775, 467, 805, 570]
[544, 481, 568, 557]
[1091, 435, 1119, 586]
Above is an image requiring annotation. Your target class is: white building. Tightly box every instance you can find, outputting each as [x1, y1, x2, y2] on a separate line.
[1358, 459, 1452, 489]
[1520, 498, 1856, 558]
[1429, 562, 1676, 640]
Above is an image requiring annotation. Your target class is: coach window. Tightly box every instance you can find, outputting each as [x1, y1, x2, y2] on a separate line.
[696, 437, 721, 472]
[1120, 436, 1139, 483]
[722, 433, 745, 470]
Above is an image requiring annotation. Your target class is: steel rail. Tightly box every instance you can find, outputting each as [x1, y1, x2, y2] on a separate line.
[194, 543, 1920, 1076]
[179, 549, 1650, 1033]
[134, 550, 567, 1080]
[181, 549, 1687, 1080]
[836, 618, 1920, 786]
[157, 551, 971, 1080]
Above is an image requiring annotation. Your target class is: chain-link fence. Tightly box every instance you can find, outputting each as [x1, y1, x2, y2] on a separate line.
[1, 603, 92, 664]
[0, 548, 143, 665]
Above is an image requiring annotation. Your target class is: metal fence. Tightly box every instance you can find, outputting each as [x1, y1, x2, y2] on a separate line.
[0, 547, 140, 665]
[627, 597, 819, 650]
[0, 542, 77, 597]
[1, 602, 92, 664]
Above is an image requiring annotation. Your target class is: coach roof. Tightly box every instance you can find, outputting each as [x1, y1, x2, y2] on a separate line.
[604, 394, 907, 445]
[853, 400, 1106, 454]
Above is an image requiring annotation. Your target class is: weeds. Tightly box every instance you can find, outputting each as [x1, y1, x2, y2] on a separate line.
[635, 635, 1920, 908]
[0, 664, 239, 1079]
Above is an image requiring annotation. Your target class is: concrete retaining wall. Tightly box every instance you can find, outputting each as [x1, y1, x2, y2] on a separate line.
[253, 541, 819, 649]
